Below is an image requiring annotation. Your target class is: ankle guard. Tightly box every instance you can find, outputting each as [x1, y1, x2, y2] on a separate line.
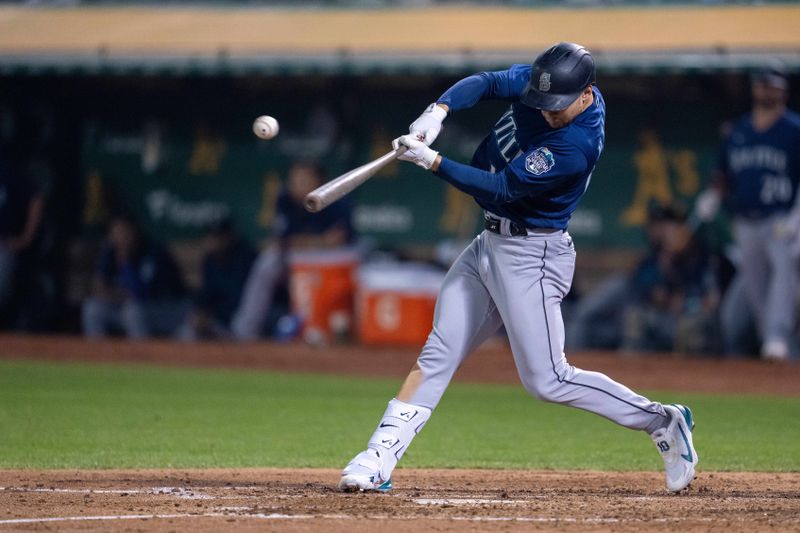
[367, 398, 432, 481]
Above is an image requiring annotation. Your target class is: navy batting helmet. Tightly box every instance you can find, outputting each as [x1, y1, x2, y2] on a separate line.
[520, 42, 596, 111]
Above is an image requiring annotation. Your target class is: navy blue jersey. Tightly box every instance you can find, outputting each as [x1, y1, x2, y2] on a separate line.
[717, 110, 800, 219]
[197, 240, 257, 324]
[97, 242, 186, 302]
[435, 64, 605, 230]
[274, 190, 354, 243]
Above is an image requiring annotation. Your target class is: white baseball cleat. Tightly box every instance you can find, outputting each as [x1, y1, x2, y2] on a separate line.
[651, 404, 698, 493]
[338, 449, 393, 492]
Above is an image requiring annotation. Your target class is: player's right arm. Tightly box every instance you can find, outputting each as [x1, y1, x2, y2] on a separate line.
[693, 128, 732, 223]
[408, 64, 530, 145]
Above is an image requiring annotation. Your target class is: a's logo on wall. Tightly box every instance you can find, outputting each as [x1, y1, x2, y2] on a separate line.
[525, 147, 555, 175]
[539, 72, 551, 92]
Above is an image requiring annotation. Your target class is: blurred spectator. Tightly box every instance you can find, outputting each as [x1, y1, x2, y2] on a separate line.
[82, 213, 188, 339]
[621, 205, 720, 354]
[568, 203, 720, 354]
[695, 62, 800, 360]
[0, 152, 44, 325]
[231, 160, 354, 340]
[568, 203, 668, 351]
[177, 218, 256, 341]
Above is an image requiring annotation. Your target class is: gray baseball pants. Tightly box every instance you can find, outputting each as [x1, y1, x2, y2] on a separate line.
[730, 215, 798, 349]
[406, 229, 667, 430]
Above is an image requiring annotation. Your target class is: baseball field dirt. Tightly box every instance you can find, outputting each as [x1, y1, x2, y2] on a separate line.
[1, 334, 798, 531]
[1, 469, 798, 531]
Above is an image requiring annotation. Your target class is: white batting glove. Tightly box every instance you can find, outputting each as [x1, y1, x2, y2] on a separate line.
[393, 134, 439, 170]
[409, 103, 447, 146]
[693, 189, 721, 223]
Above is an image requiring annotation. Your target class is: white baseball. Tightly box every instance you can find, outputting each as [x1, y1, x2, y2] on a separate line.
[253, 115, 279, 140]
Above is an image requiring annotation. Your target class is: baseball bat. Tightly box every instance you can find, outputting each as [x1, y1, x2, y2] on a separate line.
[304, 146, 407, 213]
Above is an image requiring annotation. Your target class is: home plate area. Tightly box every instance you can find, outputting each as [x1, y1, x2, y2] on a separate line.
[0, 469, 800, 531]
[0, 469, 798, 532]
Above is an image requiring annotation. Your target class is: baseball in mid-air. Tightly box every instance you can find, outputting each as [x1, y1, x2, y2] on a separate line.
[253, 115, 279, 140]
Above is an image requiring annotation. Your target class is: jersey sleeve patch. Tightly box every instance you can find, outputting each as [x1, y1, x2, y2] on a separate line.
[525, 147, 555, 175]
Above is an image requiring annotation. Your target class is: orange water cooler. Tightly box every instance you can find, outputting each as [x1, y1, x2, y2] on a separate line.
[356, 264, 445, 347]
[288, 248, 360, 344]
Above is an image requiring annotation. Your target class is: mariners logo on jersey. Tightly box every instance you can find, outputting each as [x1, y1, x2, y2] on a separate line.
[525, 147, 555, 175]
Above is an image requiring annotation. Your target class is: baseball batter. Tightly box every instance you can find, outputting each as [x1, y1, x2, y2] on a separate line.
[339, 43, 698, 493]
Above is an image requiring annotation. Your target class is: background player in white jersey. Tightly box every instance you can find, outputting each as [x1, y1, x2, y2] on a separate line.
[696, 63, 800, 360]
[338, 43, 699, 493]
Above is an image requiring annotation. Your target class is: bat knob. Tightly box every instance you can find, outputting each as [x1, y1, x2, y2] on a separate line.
[304, 194, 322, 213]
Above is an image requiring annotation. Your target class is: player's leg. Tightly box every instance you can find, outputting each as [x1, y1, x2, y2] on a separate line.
[484, 232, 664, 428]
[733, 219, 770, 337]
[761, 217, 798, 359]
[81, 296, 114, 338]
[398, 252, 503, 409]
[485, 231, 696, 491]
[720, 274, 759, 356]
[230, 246, 285, 341]
[339, 234, 502, 491]
[120, 300, 149, 340]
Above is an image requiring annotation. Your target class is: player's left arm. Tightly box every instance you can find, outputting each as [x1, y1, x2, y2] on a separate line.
[434, 142, 586, 204]
[436, 64, 531, 112]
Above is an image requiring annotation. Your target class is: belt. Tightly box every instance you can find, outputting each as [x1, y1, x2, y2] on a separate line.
[484, 217, 559, 237]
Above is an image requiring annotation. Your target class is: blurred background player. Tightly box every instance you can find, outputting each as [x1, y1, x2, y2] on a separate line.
[568, 202, 721, 355]
[82, 213, 188, 340]
[178, 217, 256, 341]
[620, 203, 720, 355]
[695, 62, 800, 360]
[0, 149, 44, 325]
[231, 160, 354, 340]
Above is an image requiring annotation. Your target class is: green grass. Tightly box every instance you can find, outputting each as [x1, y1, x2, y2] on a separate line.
[0, 358, 797, 471]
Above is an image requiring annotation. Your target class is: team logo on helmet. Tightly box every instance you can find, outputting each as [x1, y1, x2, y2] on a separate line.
[539, 72, 551, 92]
[525, 147, 555, 175]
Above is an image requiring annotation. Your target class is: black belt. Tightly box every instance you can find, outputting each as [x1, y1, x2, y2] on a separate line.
[484, 217, 529, 236]
[484, 217, 559, 237]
